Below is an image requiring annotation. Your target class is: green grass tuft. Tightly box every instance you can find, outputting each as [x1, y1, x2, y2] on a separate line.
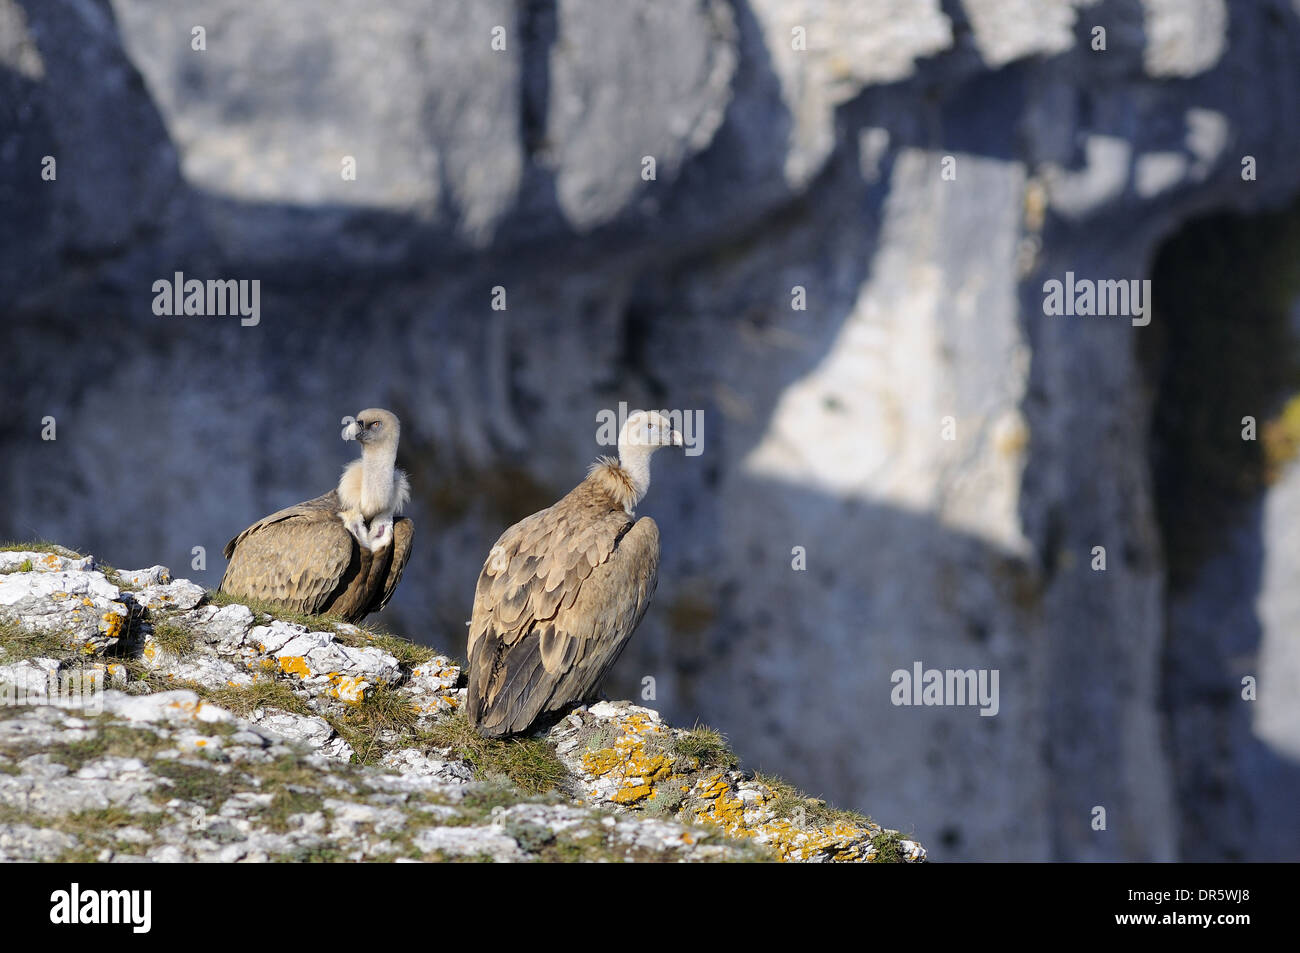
[644, 786, 684, 817]
[0, 541, 83, 556]
[328, 686, 423, 765]
[148, 620, 197, 659]
[191, 677, 315, 719]
[670, 725, 739, 770]
[150, 759, 244, 810]
[755, 773, 876, 830]
[0, 618, 70, 662]
[869, 830, 908, 863]
[418, 711, 568, 795]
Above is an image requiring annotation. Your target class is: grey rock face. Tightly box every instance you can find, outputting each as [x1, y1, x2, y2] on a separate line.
[546, 0, 738, 231]
[3, 0, 1300, 861]
[112, 0, 524, 254]
[0, 569, 129, 653]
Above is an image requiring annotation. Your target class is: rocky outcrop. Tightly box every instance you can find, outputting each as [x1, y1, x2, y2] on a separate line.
[5, 0, 1300, 862]
[0, 548, 924, 862]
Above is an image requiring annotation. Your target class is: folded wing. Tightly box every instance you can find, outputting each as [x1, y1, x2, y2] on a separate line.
[467, 506, 660, 736]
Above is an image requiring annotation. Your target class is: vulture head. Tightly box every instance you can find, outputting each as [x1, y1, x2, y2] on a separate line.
[615, 410, 684, 506]
[620, 410, 684, 450]
[344, 408, 401, 451]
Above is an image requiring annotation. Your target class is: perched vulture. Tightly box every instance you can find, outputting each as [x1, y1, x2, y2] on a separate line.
[466, 410, 684, 737]
[219, 408, 413, 623]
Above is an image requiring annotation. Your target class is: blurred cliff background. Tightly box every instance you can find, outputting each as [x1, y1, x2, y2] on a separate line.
[3, 0, 1300, 861]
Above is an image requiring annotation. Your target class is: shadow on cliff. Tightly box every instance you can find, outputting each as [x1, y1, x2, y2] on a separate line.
[1144, 200, 1300, 861]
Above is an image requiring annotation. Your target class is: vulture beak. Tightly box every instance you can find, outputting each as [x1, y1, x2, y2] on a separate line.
[342, 418, 361, 442]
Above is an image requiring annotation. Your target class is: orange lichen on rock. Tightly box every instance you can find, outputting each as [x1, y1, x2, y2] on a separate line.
[691, 773, 750, 835]
[327, 674, 368, 704]
[101, 611, 125, 640]
[551, 703, 925, 863]
[581, 716, 675, 806]
[277, 656, 310, 678]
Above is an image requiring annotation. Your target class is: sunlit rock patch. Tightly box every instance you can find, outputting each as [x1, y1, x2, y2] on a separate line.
[0, 554, 128, 655]
[551, 701, 926, 863]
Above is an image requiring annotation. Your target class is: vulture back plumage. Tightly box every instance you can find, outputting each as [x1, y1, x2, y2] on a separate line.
[466, 460, 661, 736]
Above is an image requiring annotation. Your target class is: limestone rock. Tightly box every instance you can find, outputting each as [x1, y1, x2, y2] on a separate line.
[380, 748, 474, 785]
[247, 707, 353, 764]
[548, 700, 925, 863]
[0, 657, 60, 698]
[0, 569, 128, 654]
[114, 566, 172, 587]
[0, 551, 96, 573]
[130, 579, 206, 613]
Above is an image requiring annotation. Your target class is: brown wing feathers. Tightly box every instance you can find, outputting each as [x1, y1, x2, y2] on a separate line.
[466, 468, 661, 737]
[220, 491, 413, 624]
[374, 518, 414, 613]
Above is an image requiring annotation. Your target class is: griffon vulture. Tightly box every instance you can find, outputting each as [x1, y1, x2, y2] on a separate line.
[219, 408, 413, 623]
[466, 410, 684, 737]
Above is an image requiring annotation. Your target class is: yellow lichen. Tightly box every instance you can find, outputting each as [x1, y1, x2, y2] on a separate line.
[101, 612, 124, 640]
[611, 783, 655, 804]
[566, 707, 907, 862]
[580, 716, 675, 805]
[277, 656, 310, 678]
[326, 674, 368, 704]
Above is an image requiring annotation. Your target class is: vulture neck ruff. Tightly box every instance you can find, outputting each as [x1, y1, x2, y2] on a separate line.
[589, 457, 641, 514]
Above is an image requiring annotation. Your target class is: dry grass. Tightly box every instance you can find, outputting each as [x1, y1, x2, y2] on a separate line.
[670, 725, 739, 770]
[755, 773, 875, 830]
[0, 541, 82, 556]
[419, 711, 568, 794]
[329, 686, 424, 765]
[0, 618, 69, 662]
[192, 677, 315, 719]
